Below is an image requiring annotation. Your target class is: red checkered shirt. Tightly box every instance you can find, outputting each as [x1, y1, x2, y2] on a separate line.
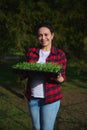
[25, 45, 67, 104]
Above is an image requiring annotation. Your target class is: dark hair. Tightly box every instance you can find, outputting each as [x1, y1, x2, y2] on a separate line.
[35, 22, 54, 34]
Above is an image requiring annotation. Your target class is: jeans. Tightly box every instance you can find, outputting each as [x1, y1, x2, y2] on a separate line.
[28, 98, 60, 130]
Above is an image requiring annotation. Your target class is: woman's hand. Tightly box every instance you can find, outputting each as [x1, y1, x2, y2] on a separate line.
[55, 73, 64, 83]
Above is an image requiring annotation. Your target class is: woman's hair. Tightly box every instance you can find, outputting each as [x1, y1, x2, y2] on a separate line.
[35, 22, 54, 34]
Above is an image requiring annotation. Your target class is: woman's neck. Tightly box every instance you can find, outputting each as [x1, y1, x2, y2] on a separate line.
[41, 44, 51, 52]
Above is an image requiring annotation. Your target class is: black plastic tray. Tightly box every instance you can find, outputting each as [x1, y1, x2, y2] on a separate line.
[13, 68, 59, 78]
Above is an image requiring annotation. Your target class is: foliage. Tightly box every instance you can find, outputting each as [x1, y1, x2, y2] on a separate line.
[12, 62, 62, 73]
[0, 0, 87, 60]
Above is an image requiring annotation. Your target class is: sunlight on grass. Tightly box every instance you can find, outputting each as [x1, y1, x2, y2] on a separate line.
[0, 86, 32, 130]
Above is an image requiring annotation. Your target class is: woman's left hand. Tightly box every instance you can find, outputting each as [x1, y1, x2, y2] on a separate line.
[56, 73, 64, 83]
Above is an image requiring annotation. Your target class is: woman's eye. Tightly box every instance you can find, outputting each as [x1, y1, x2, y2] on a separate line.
[38, 33, 48, 38]
[45, 33, 48, 36]
[38, 34, 42, 37]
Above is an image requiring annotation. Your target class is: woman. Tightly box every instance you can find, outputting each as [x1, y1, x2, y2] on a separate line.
[25, 22, 67, 130]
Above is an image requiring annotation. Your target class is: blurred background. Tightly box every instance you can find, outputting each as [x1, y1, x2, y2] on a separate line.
[0, 0, 87, 60]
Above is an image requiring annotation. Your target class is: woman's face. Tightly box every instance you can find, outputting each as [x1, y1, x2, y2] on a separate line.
[37, 27, 54, 48]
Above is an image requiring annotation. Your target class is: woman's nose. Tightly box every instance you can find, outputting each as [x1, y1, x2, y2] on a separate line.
[42, 35, 45, 39]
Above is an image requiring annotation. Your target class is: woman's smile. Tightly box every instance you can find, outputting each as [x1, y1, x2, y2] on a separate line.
[38, 27, 54, 49]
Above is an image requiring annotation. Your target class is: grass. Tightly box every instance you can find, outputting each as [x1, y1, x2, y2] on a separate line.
[0, 60, 87, 130]
[0, 61, 32, 130]
[0, 87, 32, 130]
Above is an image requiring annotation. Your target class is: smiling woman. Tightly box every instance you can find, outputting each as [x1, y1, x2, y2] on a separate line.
[20, 22, 67, 130]
[37, 27, 54, 49]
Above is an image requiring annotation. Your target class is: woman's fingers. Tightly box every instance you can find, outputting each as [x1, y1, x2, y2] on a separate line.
[56, 73, 64, 83]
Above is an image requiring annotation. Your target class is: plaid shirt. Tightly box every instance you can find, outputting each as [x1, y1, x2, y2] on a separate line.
[25, 46, 67, 104]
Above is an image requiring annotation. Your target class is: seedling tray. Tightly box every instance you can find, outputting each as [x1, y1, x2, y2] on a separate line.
[12, 62, 62, 78]
[13, 68, 59, 78]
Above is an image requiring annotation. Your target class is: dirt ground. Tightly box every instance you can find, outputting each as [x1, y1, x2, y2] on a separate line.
[54, 88, 87, 130]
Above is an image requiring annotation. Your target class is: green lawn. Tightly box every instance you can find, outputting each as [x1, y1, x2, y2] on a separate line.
[0, 60, 87, 130]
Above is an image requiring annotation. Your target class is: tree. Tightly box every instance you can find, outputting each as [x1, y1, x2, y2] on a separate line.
[0, 0, 87, 60]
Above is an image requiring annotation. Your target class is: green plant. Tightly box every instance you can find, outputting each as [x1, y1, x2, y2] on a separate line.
[12, 62, 62, 73]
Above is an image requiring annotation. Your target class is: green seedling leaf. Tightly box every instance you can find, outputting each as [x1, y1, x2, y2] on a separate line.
[12, 62, 62, 73]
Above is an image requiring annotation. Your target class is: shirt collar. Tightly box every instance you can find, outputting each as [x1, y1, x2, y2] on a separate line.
[36, 45, 57, 55]
[51, 45, 58, 54]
